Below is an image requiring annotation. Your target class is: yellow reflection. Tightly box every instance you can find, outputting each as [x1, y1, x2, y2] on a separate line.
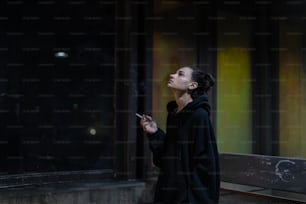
[217, 47, 252, 153]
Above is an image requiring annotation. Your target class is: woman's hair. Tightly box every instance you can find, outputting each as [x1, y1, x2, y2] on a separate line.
[189, 67, 215, 99]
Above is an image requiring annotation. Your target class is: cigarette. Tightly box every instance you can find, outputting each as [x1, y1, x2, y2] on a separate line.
[135, 113, 142, 118]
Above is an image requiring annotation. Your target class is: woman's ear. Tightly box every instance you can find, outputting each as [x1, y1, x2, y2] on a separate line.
[189, 81, 198, 90]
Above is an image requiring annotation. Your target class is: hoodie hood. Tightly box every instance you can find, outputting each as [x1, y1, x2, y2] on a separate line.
[167, 94, 211, 115]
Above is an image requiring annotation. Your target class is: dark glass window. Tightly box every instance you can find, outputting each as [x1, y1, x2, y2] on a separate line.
[0, 1, 115, 174]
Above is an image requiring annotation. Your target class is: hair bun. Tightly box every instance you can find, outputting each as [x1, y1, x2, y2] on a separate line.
[204, 73, 215, 88]
[190, 68, 215, 98]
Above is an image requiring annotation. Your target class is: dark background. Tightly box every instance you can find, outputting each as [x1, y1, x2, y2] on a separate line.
[0, 1, 115, 174]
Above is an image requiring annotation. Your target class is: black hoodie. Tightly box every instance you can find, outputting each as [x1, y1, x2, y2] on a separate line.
[147, 94, 220, 204]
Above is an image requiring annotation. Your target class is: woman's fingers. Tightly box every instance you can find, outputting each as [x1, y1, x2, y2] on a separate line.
[141, 114, 152, 121]
[139, 114, 157, 133]
[140, 115, 150, 124]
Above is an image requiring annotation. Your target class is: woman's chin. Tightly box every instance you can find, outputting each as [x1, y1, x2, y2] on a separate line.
[167, 85, 176, 91]
[167, 83, 173, 88]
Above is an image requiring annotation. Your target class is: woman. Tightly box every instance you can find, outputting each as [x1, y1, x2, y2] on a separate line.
[140, 66, 220, 203]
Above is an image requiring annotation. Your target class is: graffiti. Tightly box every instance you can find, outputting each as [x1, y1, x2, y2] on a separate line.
[275, 160, 296, 183]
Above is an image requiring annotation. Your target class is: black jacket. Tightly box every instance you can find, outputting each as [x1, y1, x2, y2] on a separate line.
[147, 94, 220, 204]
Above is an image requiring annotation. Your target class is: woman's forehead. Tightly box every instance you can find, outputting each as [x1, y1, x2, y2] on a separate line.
[178, 67, 193, 73]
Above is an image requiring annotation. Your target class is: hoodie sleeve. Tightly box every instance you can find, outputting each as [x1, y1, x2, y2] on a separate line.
[146, 102, 175, 168]
[147, 128, 165, 168]
[188, 109, 220, 203]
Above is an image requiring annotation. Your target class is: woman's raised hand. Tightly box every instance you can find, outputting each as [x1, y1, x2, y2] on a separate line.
[140, 114, 158, 134]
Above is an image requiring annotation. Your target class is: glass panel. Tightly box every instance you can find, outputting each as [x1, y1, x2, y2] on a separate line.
[216, 11, 252, 153]
[279, 16, 306, 158]
[0, 2, 115, 174]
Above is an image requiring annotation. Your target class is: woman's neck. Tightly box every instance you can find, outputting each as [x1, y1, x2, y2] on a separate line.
[174, 93, 193, 113]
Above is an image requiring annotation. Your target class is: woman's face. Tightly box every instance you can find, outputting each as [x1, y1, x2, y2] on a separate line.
[167, 67, 195, 91]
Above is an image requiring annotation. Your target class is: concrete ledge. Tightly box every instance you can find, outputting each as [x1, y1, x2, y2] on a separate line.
[220, 182, 306, 204]
[0, 169, 114, 189]
[0, 180, 147, 204]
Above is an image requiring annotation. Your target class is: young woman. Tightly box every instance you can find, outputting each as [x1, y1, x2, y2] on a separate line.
[140, 66, 220, 203]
